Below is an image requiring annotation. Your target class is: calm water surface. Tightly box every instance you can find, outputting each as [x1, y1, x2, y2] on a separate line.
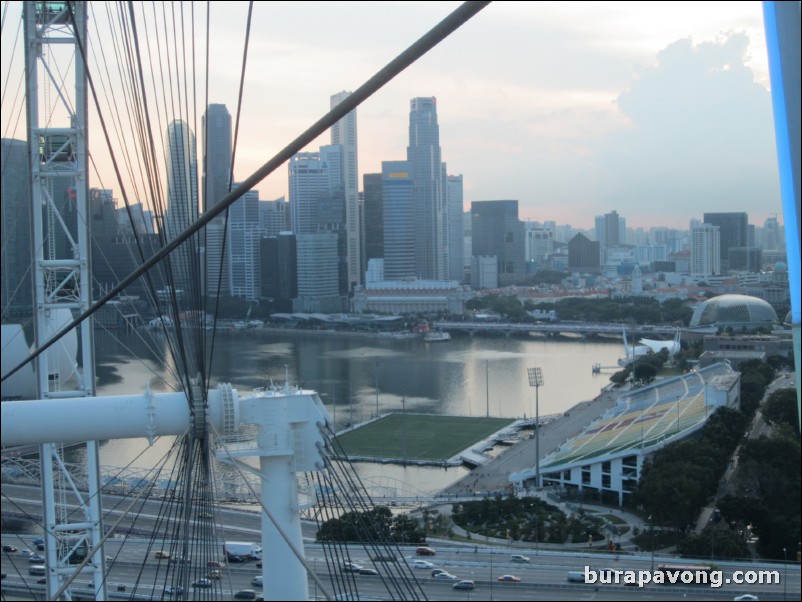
[94, 329, 623, 494]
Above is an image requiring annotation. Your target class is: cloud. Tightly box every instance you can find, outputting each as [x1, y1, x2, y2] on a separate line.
[593, 32, 779, 225]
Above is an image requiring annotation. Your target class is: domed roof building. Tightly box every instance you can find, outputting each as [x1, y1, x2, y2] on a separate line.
[690, 294, 779, 330]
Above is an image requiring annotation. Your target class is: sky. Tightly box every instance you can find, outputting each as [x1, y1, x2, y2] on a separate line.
[1, 1, 784, 231]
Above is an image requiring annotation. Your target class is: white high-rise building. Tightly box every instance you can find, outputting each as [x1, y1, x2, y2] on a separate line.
[691, 223, 721, 279]
[330, 91, 360, 291]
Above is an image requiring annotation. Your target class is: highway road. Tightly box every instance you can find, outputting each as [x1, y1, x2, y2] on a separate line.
[3, 482, 799, 601]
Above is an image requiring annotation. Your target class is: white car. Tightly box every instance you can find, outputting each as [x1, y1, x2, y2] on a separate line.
[510, 554, 530, 563]
[412, 560, 434, 569]
[433, 572, 458, 581]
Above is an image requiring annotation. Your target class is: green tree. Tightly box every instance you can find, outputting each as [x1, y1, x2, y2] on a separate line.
[677, 527, 750, 560]
[762, 388, 799, 435]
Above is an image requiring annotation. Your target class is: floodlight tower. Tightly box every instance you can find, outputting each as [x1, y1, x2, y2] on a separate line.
[527, 367, 543, 488]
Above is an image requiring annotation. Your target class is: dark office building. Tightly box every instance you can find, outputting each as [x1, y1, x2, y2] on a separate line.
[1, 138, 32, 319]
[728, 247, 763, 272]
[363, 173, 383, 264]
[471, 200, 526, 286]
[260, 232, 297, 313]
[567, 232, 601, 274]
[703, 212, 748, 272]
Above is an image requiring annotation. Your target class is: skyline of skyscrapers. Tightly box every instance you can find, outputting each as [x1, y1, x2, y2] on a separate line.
[0, 88, 790, 323]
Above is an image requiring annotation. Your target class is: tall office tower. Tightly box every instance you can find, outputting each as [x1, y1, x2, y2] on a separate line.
[294, 232, 343, 313]
[201, 104, 232, 213]
[567, 233, 601, 274]
[228, 185, 261, 300]
[318, 144, 346, 229]
[201, 105, 232, 297]
[703, 212, 748, 272]
[205, 220, 227, 298]
[289, 152, 328, 234]
[463, 211, 472, 274]
[259, 197, 289, 236]
[117, 203, 153, 235]
[691, 223, 721, 279]
[330, 91, 360, 290]
[1, 138, 32, 318]
[165, 120, 199, 241]
[382, 161, 415, 279]
[164, 120, 199, 295]
[471, 200, 526, 286]
[447, 174, 464, 282]
[604, 210, 622, 247]
[408, 97, 446, 279]
[762, 216, 781, 250]
[594, 215, 605, 244]
[261, 232, 297, 312]
[363, 173, 384, 265]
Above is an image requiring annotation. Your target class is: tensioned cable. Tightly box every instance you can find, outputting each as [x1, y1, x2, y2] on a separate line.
[205, 0, 254, 392]
[2, 0, 493, 383]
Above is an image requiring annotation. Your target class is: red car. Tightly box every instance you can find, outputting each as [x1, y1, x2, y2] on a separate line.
[497, 574, 521, 583]
[416, 546, 436, 556]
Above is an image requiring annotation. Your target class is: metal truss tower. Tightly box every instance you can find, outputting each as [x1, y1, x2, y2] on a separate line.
[24, 2, 106, 599]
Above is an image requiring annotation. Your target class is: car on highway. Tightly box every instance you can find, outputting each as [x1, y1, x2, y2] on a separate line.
[192, 578, 212, 588]
[358, 568, 379, 576]
[412, 560, 434, 569]
[431, 568, 446, 577]
[251, 575, 263, 587]
[206, 570, 222, 580]
[415, 546, 436, 556]
[154, 550, 171, 559]
[234, 589, 257, 600]
[163, 586, 184, 596]
[207, 560, 225, 568]
[733, 596, 759, 601]
[28, 554, 46, 563]
[342, 561, 364, 573]
[497, 574, 521, 582]
[19, 549, 33, 557]
[37, 577, 47, 584]
[510, 554, 530, 563]
[433, 572, 458, 581]
[2, 545, 18, 553]
[453, 580, 475, 590]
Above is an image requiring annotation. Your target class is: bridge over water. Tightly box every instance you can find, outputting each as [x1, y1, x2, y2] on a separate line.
[433, 321, 679, 337]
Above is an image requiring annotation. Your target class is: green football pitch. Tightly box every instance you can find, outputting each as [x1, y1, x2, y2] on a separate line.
[334, 414, 515, 461]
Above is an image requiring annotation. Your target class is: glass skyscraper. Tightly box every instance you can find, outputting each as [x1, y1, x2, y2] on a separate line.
[201, 104, 232, 213]
[408, 97, 446, 280]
